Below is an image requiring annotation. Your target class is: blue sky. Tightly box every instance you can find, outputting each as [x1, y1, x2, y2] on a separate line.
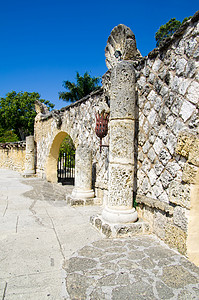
[0, 1, 198, 109]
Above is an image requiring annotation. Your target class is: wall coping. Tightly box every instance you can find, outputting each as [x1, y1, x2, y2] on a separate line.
[0, 141, 26, 150]
[147, 10, 199, 59]
[39, 87, 103, 122]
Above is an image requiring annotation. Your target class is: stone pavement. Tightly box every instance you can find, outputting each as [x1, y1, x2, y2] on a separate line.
[0, 169, 199, 299]
[0, 169, 102, 299]
[63, 236, 199, 299]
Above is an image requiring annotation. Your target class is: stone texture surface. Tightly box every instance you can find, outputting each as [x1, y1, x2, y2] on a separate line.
[136, 14, 199, 204]
[105, 24, 141, 69]
[0, 142, 26, 172]
[63, 235, 199, 300]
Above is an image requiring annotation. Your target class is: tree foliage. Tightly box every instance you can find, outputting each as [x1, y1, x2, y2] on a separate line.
[0, 91, 54, 141]
[59, 134, 75, 156]
[155, 16, 191, 47]
[59, 72, 101, 103]
[0, 126, 19, 143]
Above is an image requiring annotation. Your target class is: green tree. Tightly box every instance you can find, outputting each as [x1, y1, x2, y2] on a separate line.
[59, 134, 75, 156]
[0, 126, 19, 143]
[0, 91, 54, 141]
[155, 16, 191, 47]
[59, 72, 101, 103]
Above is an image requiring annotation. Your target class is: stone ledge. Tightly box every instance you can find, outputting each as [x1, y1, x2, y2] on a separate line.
[90, 214, 151, 238]
[136, 195, 174, 215]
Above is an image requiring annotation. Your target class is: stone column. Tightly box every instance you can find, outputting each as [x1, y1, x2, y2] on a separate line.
[24, 135, 35, 176]
[102, 61, 138, 223]
[71, 144, 94, 199]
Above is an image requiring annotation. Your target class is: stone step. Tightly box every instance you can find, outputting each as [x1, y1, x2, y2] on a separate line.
[90, 214, 151, 238]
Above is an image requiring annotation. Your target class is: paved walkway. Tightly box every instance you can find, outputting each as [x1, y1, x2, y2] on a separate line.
[0, 169, 102, 299]
[0, 169, 199, 299]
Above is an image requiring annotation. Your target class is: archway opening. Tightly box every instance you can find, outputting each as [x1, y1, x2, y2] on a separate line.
[57, 134, 75, 185]
[46, 131, 75, 183]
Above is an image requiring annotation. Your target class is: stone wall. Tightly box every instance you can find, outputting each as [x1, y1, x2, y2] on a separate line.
[33, 13, 199, 259]
[0, 142, 26, 172]
[34, 89, 109, 204]
[134, 12, 199, 256]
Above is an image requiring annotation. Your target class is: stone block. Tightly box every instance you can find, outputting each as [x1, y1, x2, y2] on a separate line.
[158, 191, 169, 203]
[109, 120, 134, 162]
[154, 162, 164, 176]
[143, 140, 151, 154]
[169, 181, 191, 209]
[95, 217, 102, 230]
[110, 62, 136, 120]
[153, 96, 162, 112]
[173, 206, 188, 232]
[166, 133, 177, 155]
[166, 161, 181, 178]
[102, 224, 112, 237]
[160, 170, 173, 189]
[148, 168, 157, 186]
[152, 58, 162, 72]
[175, 132, 195, 158]
[108, 163, 134, 207]
[179, 100, 196, 122]
[165, 223, 187, 255]
[188, 137, 199, 166]
[159, 149, 171, 166]
[182, 163, 198, 184]
[152, 180, 164, 198]
[141, 206, 154, 227]
[175, 58, 187, 76]
[147, 109, 157, 125]
[153, 138, 164, 156]
[115, 223, 143, 236]
[154, 210, 167, 239]
[158, 127, 168, 144]
[148, 148, 156, 163]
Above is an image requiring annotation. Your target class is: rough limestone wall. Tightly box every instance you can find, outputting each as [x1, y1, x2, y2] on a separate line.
[135, 13, 199, 254]
[0, 142, 26, 172]
[35, 89, 109, 203]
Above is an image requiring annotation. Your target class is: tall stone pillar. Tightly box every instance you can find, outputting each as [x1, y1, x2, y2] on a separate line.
[24, 135, 35, 176]
[71, 144, 94, 200]
[102, 61, 138, 223]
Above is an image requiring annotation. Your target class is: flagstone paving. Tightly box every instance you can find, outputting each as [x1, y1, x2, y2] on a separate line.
[63, 235, 199, 299]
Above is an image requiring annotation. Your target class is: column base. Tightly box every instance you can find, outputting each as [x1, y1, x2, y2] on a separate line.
[66, 196, 94, 206]
[67, 188, 95, 206]
[90, 214, 151, 238]
[102, 207, 138, 224]
[23, 170, 35, 177]
[71, 188, 94, 199]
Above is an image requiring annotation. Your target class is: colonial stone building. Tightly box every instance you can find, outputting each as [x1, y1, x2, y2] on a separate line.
[0, 11, 198, 265]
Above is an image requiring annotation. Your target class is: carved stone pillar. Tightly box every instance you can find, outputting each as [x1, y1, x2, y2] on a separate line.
[24, 135, 35, 176]
[71, 144, 94, 200]
[102, 61, 138, 223]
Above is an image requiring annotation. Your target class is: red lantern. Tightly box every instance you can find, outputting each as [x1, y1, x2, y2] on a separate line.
[95, 111, 109, 153]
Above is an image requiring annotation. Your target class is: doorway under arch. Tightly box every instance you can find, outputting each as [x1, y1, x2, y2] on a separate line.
[57, 134, 75, 185]
[46, 131, 75, 183]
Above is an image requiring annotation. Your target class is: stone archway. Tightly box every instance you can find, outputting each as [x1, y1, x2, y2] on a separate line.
[46, 131, 73, 183]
